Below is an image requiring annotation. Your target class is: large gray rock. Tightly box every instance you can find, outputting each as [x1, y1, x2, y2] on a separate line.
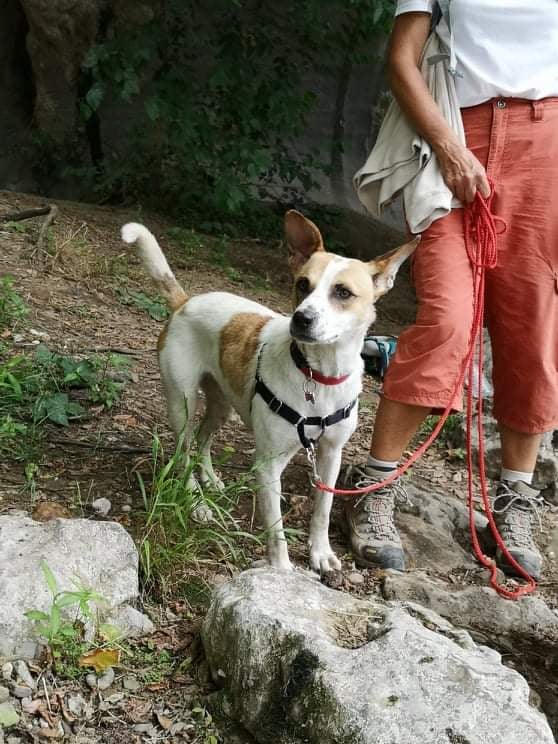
[0, 513, 153, 659]
[383, 571, 558, 649]
[396, 479, 487, 572]
[202, 568, 554, 744]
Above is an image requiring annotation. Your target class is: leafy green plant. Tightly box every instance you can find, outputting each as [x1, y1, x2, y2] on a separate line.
[115, 287, 169, 321]
[0, 275, 28, 328]
[420, 413, 464, 448]
[131, 644, 175, 685]
[24, 561, 106, 670]
[192, 707, 221, 744]
[0, 343, 133, 462]
[137, 430, 260, 597]
[66, 1, 395, 222]
[3, 221, 32, 235]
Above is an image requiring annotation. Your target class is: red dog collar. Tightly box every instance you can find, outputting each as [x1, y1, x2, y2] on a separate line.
[290, 341, 351, 385]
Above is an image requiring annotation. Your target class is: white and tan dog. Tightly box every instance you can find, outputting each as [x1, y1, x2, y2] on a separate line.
[121, 212, 416, 572]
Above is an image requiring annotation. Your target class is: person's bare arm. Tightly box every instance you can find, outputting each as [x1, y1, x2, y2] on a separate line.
[387, 12, 490, 203]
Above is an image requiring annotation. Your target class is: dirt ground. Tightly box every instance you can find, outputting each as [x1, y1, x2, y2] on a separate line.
[1, 190, 557, 742]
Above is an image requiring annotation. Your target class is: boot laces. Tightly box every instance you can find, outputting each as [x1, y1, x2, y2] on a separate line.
[349, 467, 410, 541]
[493, 483, 544, 549]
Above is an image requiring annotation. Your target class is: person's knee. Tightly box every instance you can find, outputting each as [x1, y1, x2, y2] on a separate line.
[410, 311, 472, 359]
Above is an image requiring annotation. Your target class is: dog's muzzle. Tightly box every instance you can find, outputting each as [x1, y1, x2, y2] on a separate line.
[290, 309, 317, 340]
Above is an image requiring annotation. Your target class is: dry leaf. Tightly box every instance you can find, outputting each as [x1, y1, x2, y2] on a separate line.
[113, 414, 138, 427]
[156, 712, 173, 730]
[22, 699, 43, 714]
[125, 699, 152, 723]
[32, 502, 72, 522]
[36, 726, 62, 739]
[78, 648, 120, 672]
[145, 682, 168, 693]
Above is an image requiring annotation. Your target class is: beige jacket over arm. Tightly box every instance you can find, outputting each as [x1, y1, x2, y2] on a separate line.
[353, 32, 464, 234]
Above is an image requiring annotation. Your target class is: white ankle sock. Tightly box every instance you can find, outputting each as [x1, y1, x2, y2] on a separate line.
[367, 455, 398, 472]
[500, 468, 534, 485]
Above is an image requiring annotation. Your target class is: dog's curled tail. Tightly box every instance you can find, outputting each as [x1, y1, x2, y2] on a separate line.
[121, 222, 187, 311]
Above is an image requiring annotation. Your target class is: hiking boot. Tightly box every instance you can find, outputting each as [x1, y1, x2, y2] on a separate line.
[342, 464, 407, 571]
[490, 480, 544, 580]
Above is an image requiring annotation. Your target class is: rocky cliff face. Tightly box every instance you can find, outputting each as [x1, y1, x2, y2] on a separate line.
[0, 1, 399, 245]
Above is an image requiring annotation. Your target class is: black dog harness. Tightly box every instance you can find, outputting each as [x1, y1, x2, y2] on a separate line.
[253, 343, 357, 449]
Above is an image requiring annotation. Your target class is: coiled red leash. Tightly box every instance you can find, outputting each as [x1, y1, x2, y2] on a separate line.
[311, 183, 537, 599]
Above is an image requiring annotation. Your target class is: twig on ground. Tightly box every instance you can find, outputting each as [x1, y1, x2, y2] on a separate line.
[49, 438, 151, 454]
[0, 206, 51, 222]
[84, 346, 150, 356]
[33, 205, 59, 258]
[43, 677, 53, 715]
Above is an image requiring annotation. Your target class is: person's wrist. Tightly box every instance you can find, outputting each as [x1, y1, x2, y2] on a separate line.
[432, 135, 462, 160]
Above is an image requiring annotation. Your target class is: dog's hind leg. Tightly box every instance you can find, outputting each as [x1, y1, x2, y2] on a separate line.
[163, 380, 200, 482]
[197, 374, 232, 490]
[308, 440, 342, 574]
[164, 375, 216, 523]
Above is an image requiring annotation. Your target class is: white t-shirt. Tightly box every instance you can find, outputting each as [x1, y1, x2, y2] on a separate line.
[395, 0, 558, 107]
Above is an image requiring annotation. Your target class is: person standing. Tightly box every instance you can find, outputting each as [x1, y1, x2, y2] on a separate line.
[345, 0, 558, 580]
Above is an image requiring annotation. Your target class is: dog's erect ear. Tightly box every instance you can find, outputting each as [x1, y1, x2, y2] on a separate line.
[369, 236, 420, 298]
[285, 210, 324, 273]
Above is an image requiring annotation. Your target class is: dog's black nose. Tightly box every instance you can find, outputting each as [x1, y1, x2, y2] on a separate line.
[291, 309, 316, 332]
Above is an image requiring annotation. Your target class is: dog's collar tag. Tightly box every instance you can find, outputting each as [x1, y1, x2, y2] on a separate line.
[303, 376, 317, 405]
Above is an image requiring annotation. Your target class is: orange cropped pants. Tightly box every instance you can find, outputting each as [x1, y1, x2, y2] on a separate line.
[383, 97, 558, 434]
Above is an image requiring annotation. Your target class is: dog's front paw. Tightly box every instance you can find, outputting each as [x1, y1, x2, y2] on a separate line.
[309, 543, 342, 574]
[200, 473, 225, 493]
[191, 502, 214, 523]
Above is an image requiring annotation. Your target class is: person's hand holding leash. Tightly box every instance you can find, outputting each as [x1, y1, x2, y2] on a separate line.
[434, 138, 490, 203]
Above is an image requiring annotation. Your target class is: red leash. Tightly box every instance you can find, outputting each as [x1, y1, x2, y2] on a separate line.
[312, 185, 537, 600]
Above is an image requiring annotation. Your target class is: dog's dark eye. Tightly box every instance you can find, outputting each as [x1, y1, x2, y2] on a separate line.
[334, 284, 354, 300]
[296, 277, 310, 295]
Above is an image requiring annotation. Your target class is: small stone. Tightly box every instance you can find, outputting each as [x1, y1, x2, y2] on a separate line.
[91, 498, 112, 517]
[14, 661, 34, 689]
[133, 723, 157, 735]
[121, 505, 131, 513]
[12, 334, 25, 344]
[85, 674, 97, 689]
[96, 667, 115, 691]
[12, 686, 32, 699]
[29, 329, 50, 340]
[8, 736, 23, 744]
[67, 694, 86, 717]
[122, 675, 140, 692]
[105, 693, 124, 705]
[347, 572, 365, 586]
[321, 570, 344, 589]
[0, 687, 9, 704]
[0, 701, 19, 728]
[1, 664, 13, 682]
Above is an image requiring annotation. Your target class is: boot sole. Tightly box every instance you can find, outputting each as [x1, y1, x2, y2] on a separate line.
[339, 512, 406, 571]
[497, 554, 541, 582]
[354, 547, 406, 572]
